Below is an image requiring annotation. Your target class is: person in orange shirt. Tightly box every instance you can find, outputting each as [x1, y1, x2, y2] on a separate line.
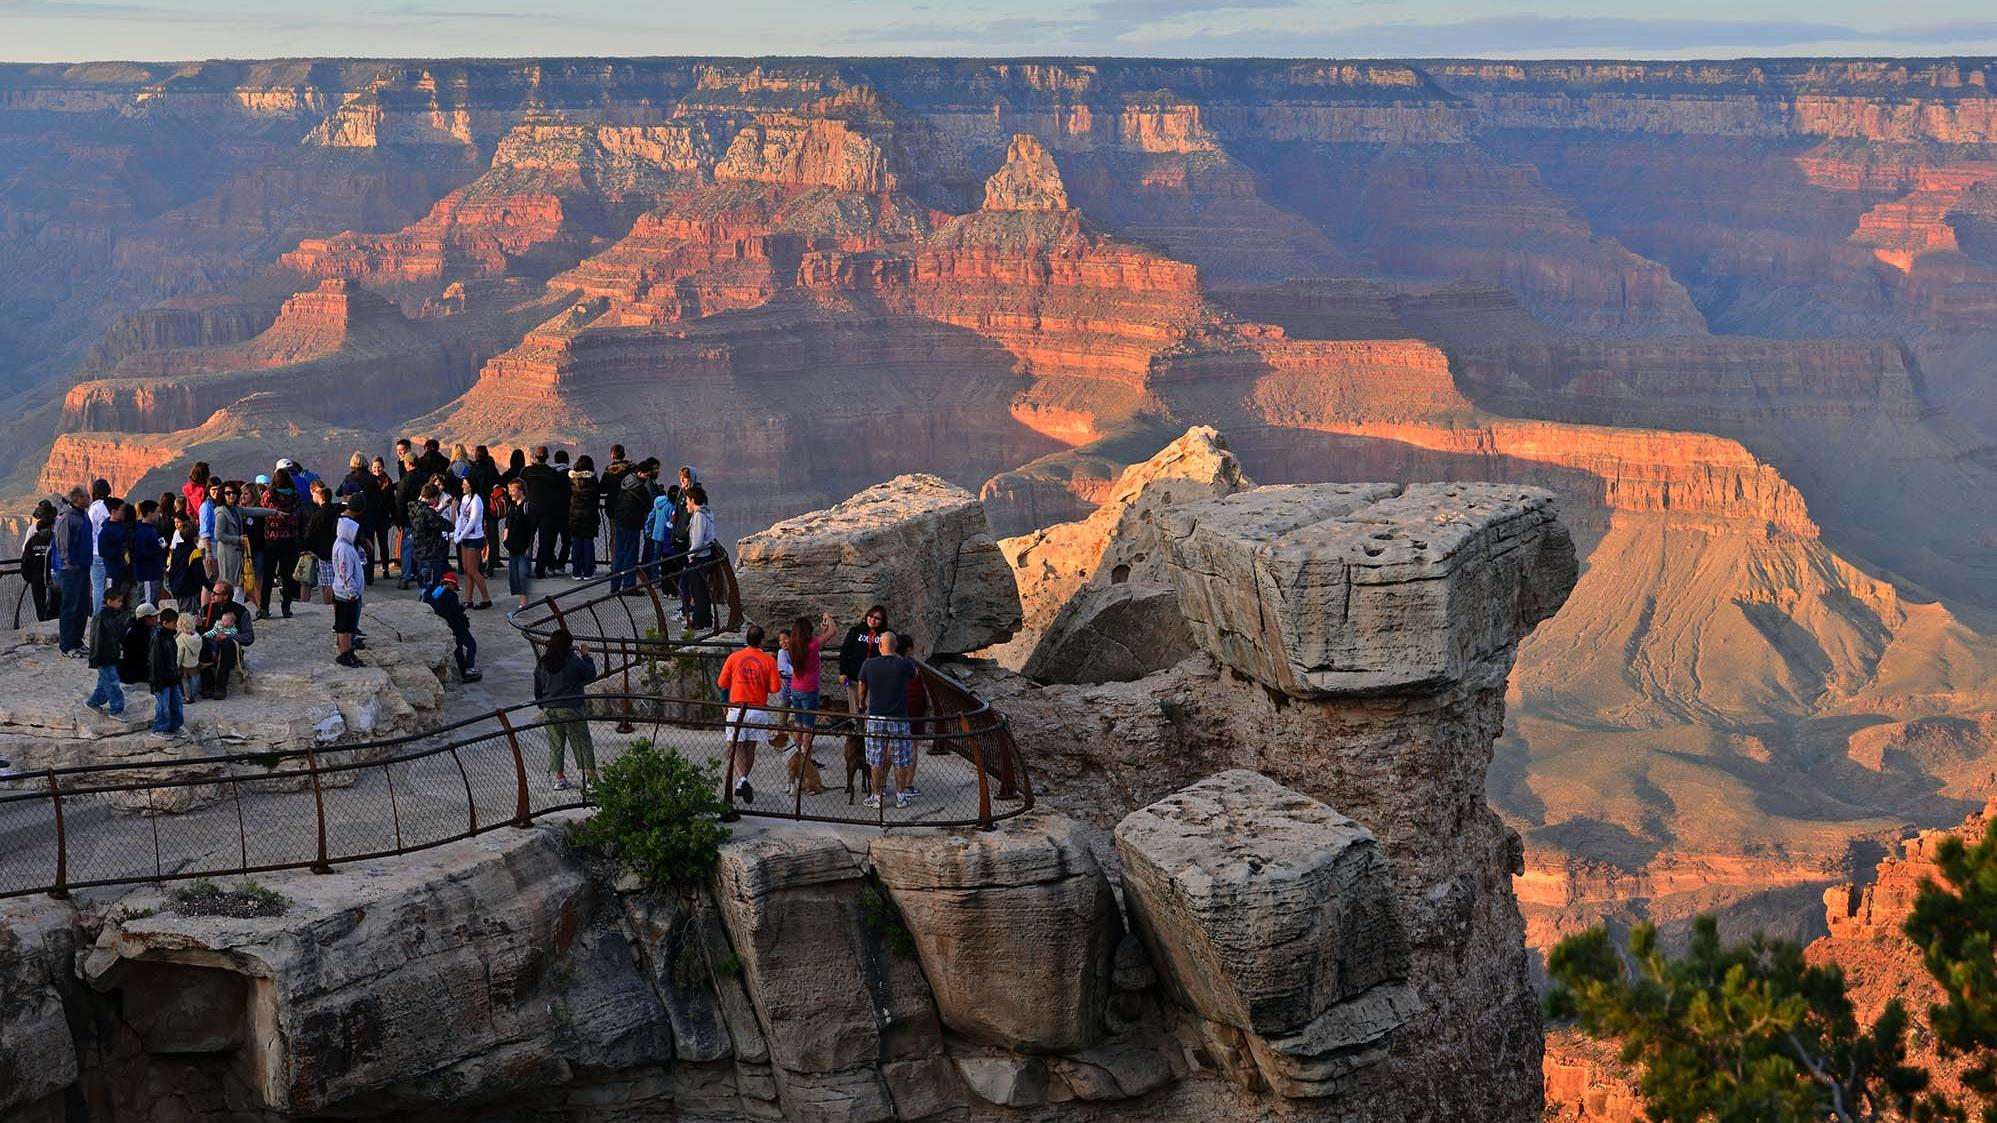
[716, 623, 780, 804]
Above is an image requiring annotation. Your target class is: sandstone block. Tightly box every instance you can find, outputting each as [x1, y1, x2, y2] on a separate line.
[1114, 770, 1420, 1098]
[869, 812, 1120, 1052]
[1022, 583, 1193, 684]
[1161, 482, 1577, 697]
[735, 473, 1021, 656]
[0, 898, 80, 1117]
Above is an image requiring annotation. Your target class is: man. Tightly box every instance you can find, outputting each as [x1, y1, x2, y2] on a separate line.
[147, 607, 184, 738]
[682, 484, 716, 629]
[838, 605, 888, 718]
[611, 458, 653, 592]
[502, 478, 535, 610]
[415, 438, 450, 480]
[330, 503, 365, 668]
[599, 444, 631, 520]
[393, 453, 425, 588]
[84, 585, 129, 717]
[280, 456, 319, 495]
[407, 481, 452, 591]
[393, 438, 413, 476]
[517, 446, 566, 579]
[56, 486, 94, 657]
[198, 580, 255, 700]
[87, 478, 111, 614]
[197, 478, 222, 598]
[117, 599, 157, 690]
[856, 630, 919, 809]
[423, 571, 481, 682]
[716, 624, 779, 805]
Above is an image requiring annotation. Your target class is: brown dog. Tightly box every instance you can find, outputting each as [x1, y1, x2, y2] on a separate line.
[843, 728, 869, 801]
[787, 748, 827, 797]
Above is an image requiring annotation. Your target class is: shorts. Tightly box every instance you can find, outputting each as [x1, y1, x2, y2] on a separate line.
[333, 597, 360, 635]
[459, 536, 485, 552]
[724, 705, 766, 744]
[783, 688, 820, 728]
[865, 717, 913, 770]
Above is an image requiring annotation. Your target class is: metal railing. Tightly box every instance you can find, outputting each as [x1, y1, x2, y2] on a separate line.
[0, 551, 1035, 901]
[0, 554, 41, 631]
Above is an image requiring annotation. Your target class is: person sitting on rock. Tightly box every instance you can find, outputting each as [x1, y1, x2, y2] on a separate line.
[716, 623, 779, 806]
[423, 571, 480, 683]
[84, 585, 129, 717]
[198, 581, 255, 700]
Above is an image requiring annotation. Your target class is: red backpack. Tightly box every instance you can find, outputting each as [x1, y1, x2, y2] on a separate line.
[488, 484, 512, 519]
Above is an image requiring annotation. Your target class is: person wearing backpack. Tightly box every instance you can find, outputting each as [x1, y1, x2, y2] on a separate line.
[84, 586, 130, 716]
[610, 459, 653, 592]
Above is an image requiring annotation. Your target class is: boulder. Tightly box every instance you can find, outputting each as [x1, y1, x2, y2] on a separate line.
[84, 819, 668, 1116]
[1022, 584, 1194, 684]
[869, 812, 1119, 1052]
[1114, 770, 1419, 1098]
[735, 474, 1020, 657]
[0, 897, 80, 1118]
[1160, 482, 1577, 697]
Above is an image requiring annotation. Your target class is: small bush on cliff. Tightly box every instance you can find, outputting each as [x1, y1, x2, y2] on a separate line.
[1907, 817, 1997, 1122]
[580, 738, 730, 888]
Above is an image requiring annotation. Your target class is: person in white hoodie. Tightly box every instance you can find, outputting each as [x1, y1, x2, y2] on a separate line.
[450, 475, 491, 609]
[330, 502, 366, 668]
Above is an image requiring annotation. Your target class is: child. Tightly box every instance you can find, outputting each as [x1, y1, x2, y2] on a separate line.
[166, 516, 203, 608]
[84, 586, 128, 716]
[175, 614, 205, 706]
[423, 571, 481, 682]
[148, 607, 184, 738]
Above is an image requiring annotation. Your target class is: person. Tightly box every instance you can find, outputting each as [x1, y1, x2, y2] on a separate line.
[86, 478, 111, 614]
[394, 453, 424, 588]
[448, 442, 472, 481]
[130, 500, 166, 608]
[782, 612, 839, 766]
[174, 613, 205, 708]
[241, 477, 269, 608]
[166, 515, 203, 609]
[147, 607, 184, 738]
[196, 478, 221, 598]
[533, 628, 596, 790]
[644, 470, 676, 582]
[279, 456, 320, 496]
[716, 624, 779, 805]
[197, 581, 255, 699]
[257, 468, 304, 618]
[499, 447, 526, 487]
[85, 585, 129, 716]
[407, 481, 452, 590]
[303, 480, 340, 605]
[415, 438, 450, 480]
[392, 438, 413, 478]
[610, 458, 652, 591]
[599, 444, 631, 521]
[335, 452, 377, 577]
[898, 632, 936, 781]
[118, 600, 156, 694]
[21, 501, 54, 622]
[502, 479, 535, 610]
[856, 630, 919, 809]
[468, 444, 501, 505]
[57, 486, 94, 657]
[330, 504, 365, 668]
[682, 484, 716, 629]
[212, 482, 274, 609]
[664, 482, 690, 608]
[97, 498, 133, 608]
[182, 463, 210, 515]
[424, 571, 481, 682]
[518, 446, 566, 579]
[838, 605, 887, 718]
[566, 455, 598, 580]
[452, 475, 492, 608]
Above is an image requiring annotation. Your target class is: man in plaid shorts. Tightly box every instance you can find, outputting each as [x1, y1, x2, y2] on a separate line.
[856, 629, 919, 809]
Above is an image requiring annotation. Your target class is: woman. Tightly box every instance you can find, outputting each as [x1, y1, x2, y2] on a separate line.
[567, 455, 599, 580]
[448, 443, 472, 481]
[181, 463, 210, 515]
[782, 612, 839, 763]
[533, 628, 597, 791]
[21, 501, 54, 622]
[241, 477, 269, 608]
[499, 448, 526, 487]
[211, 482, 275, 605]
[367, 456, 395, 578]
[502, 479, 534, 610]
[452, 474, 491, 609]
[258, 467, 304, 618]
[166, 515, 203, 609]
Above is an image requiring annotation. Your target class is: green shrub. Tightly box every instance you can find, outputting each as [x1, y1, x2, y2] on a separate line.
[581, 738, 731, 888]
[859, 883, 918, 959]
[169, 878, 290, 918]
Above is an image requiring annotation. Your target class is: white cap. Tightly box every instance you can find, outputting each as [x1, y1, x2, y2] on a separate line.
[276, 457, 296, 470]
[134, 602, 159, 617]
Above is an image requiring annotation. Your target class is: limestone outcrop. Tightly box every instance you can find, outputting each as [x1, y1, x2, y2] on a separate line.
[735, 473, 1021, 656]
[0, 897, 79, 1122]
[1161, 482, 1578, 697]
[1116, 770, 1419, 1098]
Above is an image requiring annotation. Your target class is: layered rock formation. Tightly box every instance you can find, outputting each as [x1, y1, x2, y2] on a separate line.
[734, 474, 1020, 656]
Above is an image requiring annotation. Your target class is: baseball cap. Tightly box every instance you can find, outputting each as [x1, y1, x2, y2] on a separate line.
[134, 602, 159, 618]
[440, 571, 459, 587]
[276, 458, 296, 470]
[254, 474, 270, 485]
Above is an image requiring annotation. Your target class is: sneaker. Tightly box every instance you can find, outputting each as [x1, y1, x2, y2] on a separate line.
[85, 699, 104, 713]
[902, 785, 921, 797]
[863, 794, 882, 809]
[552, 774, 572, 791]
[461, 669, 482, 683]
[61, 648, 87, 659]
[335, 653, 363, 668]
[737, 779, 755, 805]
[146, 730, 173, 741]
[895, 791, 913, 808]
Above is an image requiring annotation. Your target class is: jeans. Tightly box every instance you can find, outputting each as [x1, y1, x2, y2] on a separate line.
[398, 526, 413, 581]
[610, 527, 641, 591]
[507, 553, 532, 599]
[572, 538, 596, 580]
[58, 568, 90, 652]
[640, 537, 661, 583]
[90, 557, 105, 614]
[87, 664, 125, 714]
[153, 684, 183, 733]
[416, 558, 444, 591]
[544, 706, 596, 775]
[534, 514, 562, 577]
[449, 625, 477, 676]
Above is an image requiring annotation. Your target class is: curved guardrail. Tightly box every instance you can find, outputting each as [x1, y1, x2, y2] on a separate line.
[0, 552, 1034, 900]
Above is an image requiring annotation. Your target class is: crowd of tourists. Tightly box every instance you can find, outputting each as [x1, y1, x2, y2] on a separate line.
[22, 440, 720, 738]
[25, 440, 935, 812]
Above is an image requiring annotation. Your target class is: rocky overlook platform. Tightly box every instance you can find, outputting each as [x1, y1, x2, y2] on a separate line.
[1, 450, 1579, 1122]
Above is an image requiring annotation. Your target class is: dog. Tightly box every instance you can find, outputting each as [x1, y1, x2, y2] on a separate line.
[843, 726, 870, 801]
[769, 723, 828, 797]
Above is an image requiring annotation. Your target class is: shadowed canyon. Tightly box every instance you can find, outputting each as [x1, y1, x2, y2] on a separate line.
[6, 55, 1997, 970]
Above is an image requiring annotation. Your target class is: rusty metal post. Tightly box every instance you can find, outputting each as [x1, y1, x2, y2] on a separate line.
[960, 715, 993, 830]
[45, 770, 68, 899]
[543, 594, 567, 631]
[304, 750, 333, 874]
[449, 745, 478, 834]
[721, 717, 741, 820]
[496, 708, 532, 827]
[618, 656, 636, 734]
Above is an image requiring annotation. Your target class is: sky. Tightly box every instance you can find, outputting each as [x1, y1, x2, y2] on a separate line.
[5, 0, 1997, 63]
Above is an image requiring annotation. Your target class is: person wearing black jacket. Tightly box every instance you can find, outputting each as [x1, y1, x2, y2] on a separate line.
[516, 447, 566, 580]
[305, 482, 341, 603]
[148, 607, 184, 736]
[366, 457, 395, 578]
[599, 445, 630, 518]
[837, 606, 888, 719]
[84, 586, 129, 715]
[501, 479, 535, 610]
[21, 502, 54, 622]
[394, 454, 425, 588]
[415, 438, 450, 480]
[118, 601, 157, 688]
